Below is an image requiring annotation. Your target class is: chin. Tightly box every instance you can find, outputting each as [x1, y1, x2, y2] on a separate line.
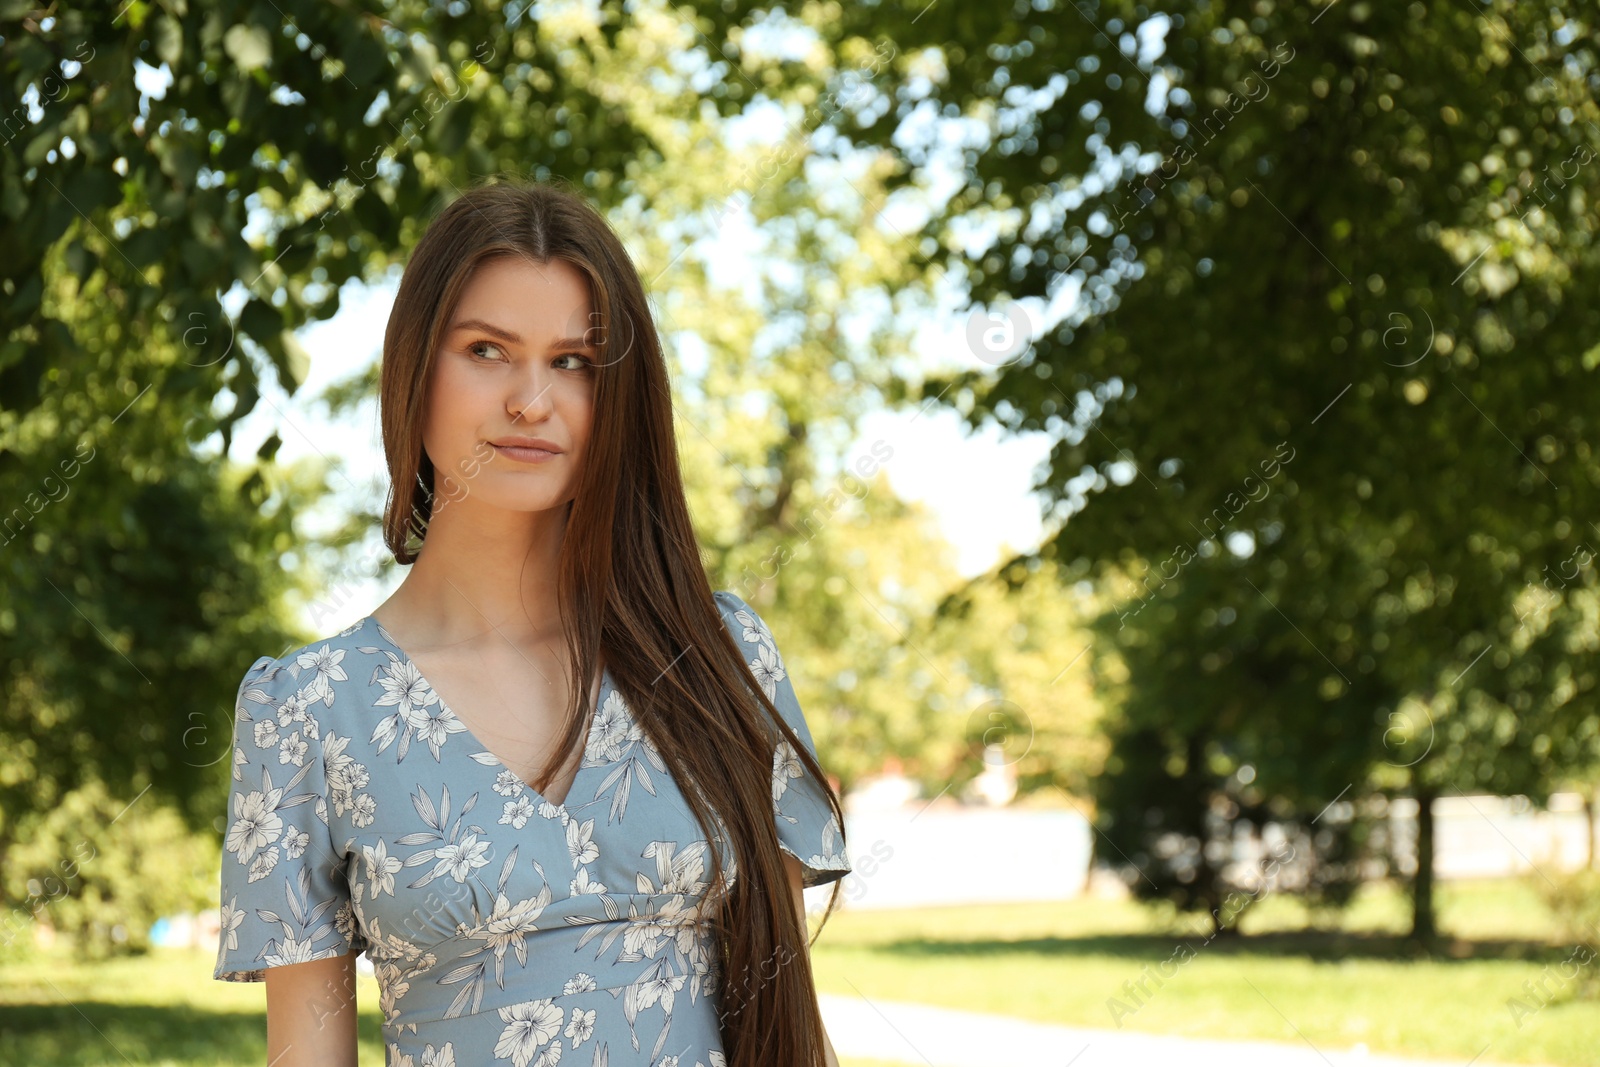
[489, 486, 576, 515]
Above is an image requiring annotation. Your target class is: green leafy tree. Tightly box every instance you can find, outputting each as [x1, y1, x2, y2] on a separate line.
[0, 0, 675, 851]
[687, 0, 1600, 938]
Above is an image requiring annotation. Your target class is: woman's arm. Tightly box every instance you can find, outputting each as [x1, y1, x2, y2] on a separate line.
[263, 950, 360, 1066]
[784, 853, 842, 1067]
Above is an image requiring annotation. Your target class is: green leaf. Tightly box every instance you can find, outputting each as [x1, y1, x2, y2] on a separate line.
[434, 103, 471, 156]
[23, 127, 59, 167]
[63, 240, 97, 281]
[121, 227, 168, 269]
[352, 190, 392, 235]
[222, 24, 272, 72]
[180, 238, 222, 279]
[302, 137, 346, 187]
[278, 330, 311, 391]
[63, 167, 120, 215]
[341, 32, 387, 87]
[161, 142, 202, 189]
[0, 182, 26, 220]
[238, 297, 283, 350]
[7, 273, 42, 318]
[152, 14, 184, 66]
[40, 197, 76, 247]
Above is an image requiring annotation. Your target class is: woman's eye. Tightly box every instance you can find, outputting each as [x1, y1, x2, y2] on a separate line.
[467, 341, 504, 361]
[555, 353, 595, 371]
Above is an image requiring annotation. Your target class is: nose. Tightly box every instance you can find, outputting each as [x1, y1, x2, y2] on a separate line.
[508, 374, 556, 424]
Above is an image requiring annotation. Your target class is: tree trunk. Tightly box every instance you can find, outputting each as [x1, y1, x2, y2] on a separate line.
[1586, 788, 1597, 871]
[1410, 786, 1437, 942]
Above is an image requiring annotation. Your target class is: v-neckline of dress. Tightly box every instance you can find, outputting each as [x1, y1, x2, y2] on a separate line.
[359, 613, 608, 813]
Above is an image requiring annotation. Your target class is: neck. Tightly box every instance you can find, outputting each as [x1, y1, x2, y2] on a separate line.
[379, 495, 570, 648]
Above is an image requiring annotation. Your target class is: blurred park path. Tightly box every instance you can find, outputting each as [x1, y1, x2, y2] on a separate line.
[819, 992, 1552, 1067]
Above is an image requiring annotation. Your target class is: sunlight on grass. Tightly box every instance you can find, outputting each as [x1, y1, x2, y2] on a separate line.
[0, 877, 1592, 1066]
[0, 950, 389, 1066]
[807, 877, 1595, 1067]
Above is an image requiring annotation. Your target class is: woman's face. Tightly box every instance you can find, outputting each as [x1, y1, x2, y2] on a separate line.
[421, 254, 599, 514]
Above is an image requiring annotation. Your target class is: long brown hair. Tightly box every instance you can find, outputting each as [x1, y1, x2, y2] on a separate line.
[377, 175, 845, 1065]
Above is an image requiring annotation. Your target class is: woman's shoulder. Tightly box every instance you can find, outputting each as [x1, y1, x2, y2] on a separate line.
[234, 616, 371, 715]
[712, 589, 777, 649]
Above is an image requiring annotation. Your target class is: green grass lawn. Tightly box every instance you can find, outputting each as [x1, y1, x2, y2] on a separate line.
[0, 949, 391, 1066]
[808, 876, 1599, 1066]
[0, 877, 1593, 1066]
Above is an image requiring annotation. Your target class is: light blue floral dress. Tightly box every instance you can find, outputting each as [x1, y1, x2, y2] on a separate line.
[214, 590, 851, 1067]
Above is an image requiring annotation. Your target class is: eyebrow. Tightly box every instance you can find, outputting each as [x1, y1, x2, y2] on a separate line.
[447, 318, 597, 351]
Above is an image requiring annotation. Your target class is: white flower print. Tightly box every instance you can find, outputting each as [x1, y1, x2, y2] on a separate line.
[478, 883, 554, 973]
[278, 730, 308, 768]
[407, 700, 467, 758]
[563, 972, 597, 995]
[295, 642, 348, 704]
[377, 656, 434, 713]
[334, 898, 362, 949]
[218, 895, 243, 951]
[432, 833, 491, 883]
[586, 690, 666, 823]
[746, 641, 785, 701]
[277, 689, 314, 730]
[247, 847, 280, 883]
[369, 655, 467, 761]
[225, 789, 282, 865]
[282, 826, 309, 860]
[263, 933, 316, 967]
[323, 732, 368, 792]
[621, 892, 701, 962]
[217, 595, 852, 1060]
[396, 783, 498, 909]
[363, 838, 403, 897]
[565, 1006, 595, 1048]
[495, 997, 564, 1067]
[635, 968, 686, 1014]
[379, 965, 411, 1020]
[321, 732, 372, 827]
[583, 691, 631, 765]
[570, 868, 607, 895]
[501, 795, 537, 829]
[566, 818, 599, 865]
[771, 740, 804, 808]
[731, 606, 772, 651]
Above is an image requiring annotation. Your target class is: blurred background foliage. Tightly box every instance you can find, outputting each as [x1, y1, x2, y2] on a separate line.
[1, 0, 1597, 960]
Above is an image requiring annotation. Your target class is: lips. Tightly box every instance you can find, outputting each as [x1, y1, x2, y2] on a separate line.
[489, 436, 563, 452]
[488, 436, 564, 464]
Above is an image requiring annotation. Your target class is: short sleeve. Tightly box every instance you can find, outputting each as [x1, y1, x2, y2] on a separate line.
[214, 653, 368, 982]
[714, 590, 852, 889]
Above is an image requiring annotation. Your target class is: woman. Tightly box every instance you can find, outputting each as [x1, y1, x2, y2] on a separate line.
[214, 178, 852, 1067]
